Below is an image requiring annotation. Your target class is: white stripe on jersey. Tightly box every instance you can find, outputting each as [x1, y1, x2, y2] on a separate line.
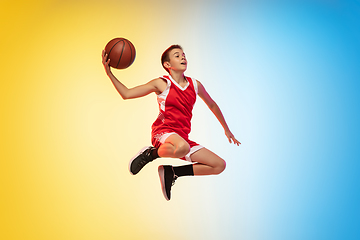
[191, 78, 198, 95]
[157, 77, 171, 111]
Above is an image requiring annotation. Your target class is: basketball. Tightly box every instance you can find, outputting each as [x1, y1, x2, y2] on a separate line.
[104, 38, 136, 69]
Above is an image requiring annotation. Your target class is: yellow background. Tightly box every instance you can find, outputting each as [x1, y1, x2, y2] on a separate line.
[1, 1, 220, 239]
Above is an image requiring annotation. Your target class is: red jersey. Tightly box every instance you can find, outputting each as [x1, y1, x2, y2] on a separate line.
[151, 75, 198, 144]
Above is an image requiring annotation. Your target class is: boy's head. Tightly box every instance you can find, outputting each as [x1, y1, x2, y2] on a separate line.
[161, 45, 185, 73]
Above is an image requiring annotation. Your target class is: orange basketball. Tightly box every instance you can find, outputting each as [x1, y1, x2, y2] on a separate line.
[104, 38, 136, 69]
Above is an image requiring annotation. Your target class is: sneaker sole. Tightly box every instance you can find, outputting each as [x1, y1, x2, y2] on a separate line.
[128, 146, 150, 175]
[158, 165, 170, 201]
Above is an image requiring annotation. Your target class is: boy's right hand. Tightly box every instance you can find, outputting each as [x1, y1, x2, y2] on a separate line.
[102, 50, 111, 74]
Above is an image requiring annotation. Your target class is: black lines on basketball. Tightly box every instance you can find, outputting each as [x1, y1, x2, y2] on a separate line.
[116, 39, 125, 69]
[108, 39, 122, 57]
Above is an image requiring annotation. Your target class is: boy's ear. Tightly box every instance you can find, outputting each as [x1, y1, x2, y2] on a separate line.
[163, 61, 171, 69]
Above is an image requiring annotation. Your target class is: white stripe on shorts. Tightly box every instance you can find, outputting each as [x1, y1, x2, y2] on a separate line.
[158, 132, 177, 144]
[184, 145, 204, 162]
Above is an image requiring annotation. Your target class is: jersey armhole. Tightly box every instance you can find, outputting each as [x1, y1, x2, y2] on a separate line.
[158, 76, 171, 96]
[192, 78, 199, 95]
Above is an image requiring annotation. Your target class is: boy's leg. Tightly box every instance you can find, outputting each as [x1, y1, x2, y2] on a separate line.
[188, 148, 226, 175]
[158, 133, 190, 158]
[129, 133, 190, 175]
[158, 147, 225, 200]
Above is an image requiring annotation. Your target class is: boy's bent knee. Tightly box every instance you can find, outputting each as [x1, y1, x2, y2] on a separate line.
[174, 142, 190, 158]
[214, 159, 226, 174]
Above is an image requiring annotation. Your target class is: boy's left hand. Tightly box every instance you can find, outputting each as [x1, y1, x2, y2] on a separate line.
[225, 130, 241, 146]
[102, 49, 111, 74]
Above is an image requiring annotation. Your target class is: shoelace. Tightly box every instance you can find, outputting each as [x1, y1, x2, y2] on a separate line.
[172, 175, 178, 186]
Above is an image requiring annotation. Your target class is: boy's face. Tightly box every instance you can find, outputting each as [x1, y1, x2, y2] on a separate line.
[165, 48, 187, 72]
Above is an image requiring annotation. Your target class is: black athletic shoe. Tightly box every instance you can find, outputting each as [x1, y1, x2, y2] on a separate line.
[158, 165, 178, 201]
[129, 146, 155, 175]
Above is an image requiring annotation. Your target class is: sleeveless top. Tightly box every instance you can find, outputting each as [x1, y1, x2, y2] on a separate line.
[151, 75, 198, 141]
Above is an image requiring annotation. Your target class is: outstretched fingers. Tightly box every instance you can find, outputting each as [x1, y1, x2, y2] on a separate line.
[102, 50, 110, 64]
[231, 136, 241, 146]
[102, 50, 111, 73]
[225, 130, 241, 146]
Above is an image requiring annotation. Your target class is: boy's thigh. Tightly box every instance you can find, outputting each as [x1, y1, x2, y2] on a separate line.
[163, 133, 190, 149]
[190, 148, 225, 166]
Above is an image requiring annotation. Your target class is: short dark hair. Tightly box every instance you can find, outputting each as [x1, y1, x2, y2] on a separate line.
[161, 44, 183, 73]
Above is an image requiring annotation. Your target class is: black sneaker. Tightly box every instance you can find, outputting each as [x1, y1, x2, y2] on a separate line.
[158, 165, 178, 201]
[129, 146, 155, 175]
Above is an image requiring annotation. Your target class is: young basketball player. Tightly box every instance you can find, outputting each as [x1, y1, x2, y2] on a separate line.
[102, 45, 240, 200]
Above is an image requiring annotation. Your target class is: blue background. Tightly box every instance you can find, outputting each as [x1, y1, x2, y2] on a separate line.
[187, 1, 360, 239]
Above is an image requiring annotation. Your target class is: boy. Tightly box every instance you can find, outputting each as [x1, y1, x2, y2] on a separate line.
[102, 45, 240, 201]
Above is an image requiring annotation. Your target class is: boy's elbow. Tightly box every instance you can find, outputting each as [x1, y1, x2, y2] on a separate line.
[122, 95, 132, 100]
[119, 91, 130, 100]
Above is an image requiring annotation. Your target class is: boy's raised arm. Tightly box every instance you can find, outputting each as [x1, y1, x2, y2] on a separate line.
[102, 50, 158, 99]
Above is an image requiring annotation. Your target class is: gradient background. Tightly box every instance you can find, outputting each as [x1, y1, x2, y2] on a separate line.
[1, 0, 359, 239]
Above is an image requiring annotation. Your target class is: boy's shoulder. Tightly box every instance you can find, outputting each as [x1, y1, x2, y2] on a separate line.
[149, 77, 168, 94]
